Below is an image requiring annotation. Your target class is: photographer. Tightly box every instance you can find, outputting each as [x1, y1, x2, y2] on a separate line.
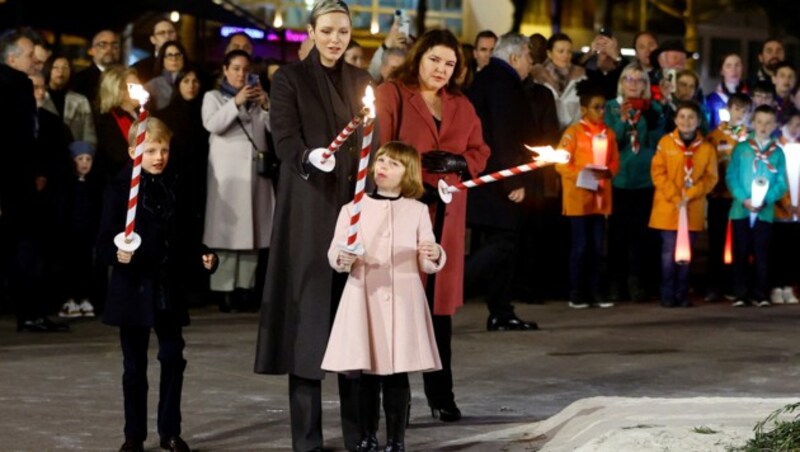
[605, 63, 665, 302]
[582, 29, 628, 100]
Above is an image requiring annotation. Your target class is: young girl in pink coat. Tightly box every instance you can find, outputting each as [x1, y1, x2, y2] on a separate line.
[321, 141, 445, 452]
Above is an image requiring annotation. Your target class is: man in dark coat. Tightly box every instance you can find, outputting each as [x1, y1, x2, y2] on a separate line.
[254, 43, 372, 450]
[0, 30, 66, 332]
[133, 19, 177, 83]
[72, 30, 120, 111]
[466, 32, 538, 331]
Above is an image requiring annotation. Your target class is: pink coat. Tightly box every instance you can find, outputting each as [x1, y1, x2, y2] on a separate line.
[321, 196, 444, 375]
[376, 81, 490, 315]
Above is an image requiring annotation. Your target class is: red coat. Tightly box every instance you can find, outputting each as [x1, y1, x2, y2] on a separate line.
[376, 81, 490, 315]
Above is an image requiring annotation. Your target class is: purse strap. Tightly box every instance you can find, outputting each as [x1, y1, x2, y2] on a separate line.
[236, 117, 260, 152]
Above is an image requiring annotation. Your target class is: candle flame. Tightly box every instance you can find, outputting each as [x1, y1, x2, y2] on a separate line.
[524, 145, 570, 164]
[362, 85, 376, 119]
[127, 83, 150, 106]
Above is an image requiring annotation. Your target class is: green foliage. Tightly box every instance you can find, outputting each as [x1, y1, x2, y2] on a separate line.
[730, 402, 800, 452]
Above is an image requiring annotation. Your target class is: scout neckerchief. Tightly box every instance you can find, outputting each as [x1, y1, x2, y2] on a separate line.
[672, 130, 703, 189]
[749, 138, 778, 174]
[724, 122, 749, 142]
[580, 120, 608, 145]
[626, 105, 642, 154]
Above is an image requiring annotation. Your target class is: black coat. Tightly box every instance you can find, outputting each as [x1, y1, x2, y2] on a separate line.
[0, 64, 38, 236]
[97, 162, 214, 327]
[95, 108, 134, 183]
[467, 58, 535, 231]
[71, 64, 102, 109]
[153, 96, 209, 216]
[254, 48, 373, 380]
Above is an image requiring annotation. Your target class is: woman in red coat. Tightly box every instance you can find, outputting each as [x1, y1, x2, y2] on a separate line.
[375, 28, 490, 422]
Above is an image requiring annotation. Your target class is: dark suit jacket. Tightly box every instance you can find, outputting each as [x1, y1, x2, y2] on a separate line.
[254, 48, 373, 379]
[467, 57, 535, 231]
[71, 64, 102, 110]
[0, 64, 38, 236]
[98, 163, 214, 327]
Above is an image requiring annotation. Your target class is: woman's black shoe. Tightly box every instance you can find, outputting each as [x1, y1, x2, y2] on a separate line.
[119, 439, 144, 452]
[430, 401, 461, 422]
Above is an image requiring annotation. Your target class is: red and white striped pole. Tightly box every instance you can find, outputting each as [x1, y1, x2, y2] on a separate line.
[437, 145, 570, 204]
[339, 86, 376, 270]
[113, 84, 149, 252]
[307, 106, 370, 172]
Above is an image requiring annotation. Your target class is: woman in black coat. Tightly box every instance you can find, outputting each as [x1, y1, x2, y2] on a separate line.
[253, 1, 373, 450]
[153, 67, 209, 217]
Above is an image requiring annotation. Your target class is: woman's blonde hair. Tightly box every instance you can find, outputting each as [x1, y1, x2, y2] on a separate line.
[616, 62, 651, 100]
[127, 117, 173, 149]
[98, 65, 138, 114]
[309, 0, 350, 27]
[370, 141, 424, 199]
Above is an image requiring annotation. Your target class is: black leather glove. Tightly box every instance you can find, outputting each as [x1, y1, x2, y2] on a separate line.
[419, 182, 440, 205]
[422, 150, 468, 174]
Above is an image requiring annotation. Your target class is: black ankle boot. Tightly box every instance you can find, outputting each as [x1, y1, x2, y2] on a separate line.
[383, 385, 409, 452]
[430, 400, 461, 422]
[355, 433, 379, 452]
[357, 377, 381, 452]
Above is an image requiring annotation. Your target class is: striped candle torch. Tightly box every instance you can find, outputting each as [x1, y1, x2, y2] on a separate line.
[339, 86, 376, 270]
[307, 96, 372, 172]
[112, 83, 149, 252]
[437, 145, 570, 203]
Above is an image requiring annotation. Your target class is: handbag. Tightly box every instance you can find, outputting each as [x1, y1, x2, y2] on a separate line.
[236, 117, 279, 179]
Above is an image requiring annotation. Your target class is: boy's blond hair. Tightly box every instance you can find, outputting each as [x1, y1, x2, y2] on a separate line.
[370, 141, 424, 199]
[127, 117, 173, 149]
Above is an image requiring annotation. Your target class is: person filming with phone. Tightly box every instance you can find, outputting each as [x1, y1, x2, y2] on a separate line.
[583, 28, 627, 100]
[201, 49, 275, 313]
[604, 62, 665, 303]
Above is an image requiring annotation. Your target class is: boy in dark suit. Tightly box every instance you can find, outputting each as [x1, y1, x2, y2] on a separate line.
[97, 117, 217, 452]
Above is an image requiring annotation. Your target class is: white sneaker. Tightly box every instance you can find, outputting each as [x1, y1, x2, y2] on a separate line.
[568, 301, 590, 309]
[770, 287, 785, 304]
[757, 300, 771, 308]
[783, 286, 799, 304]
[59, 300, 81, 318]
[78, 300, 95, 317]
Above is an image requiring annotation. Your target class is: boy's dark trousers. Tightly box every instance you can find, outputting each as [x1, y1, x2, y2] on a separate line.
[732, 218, 772, 301]
[119, 320, 186, 443]
[659, 230, 697, 305]
[569, 215, 605, 304]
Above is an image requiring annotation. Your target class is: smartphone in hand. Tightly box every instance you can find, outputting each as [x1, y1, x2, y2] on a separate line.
[246, 73, 260, 88]
[395, 9, 410, 37]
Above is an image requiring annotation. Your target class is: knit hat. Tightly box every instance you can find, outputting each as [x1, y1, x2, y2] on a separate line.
[69, 140, 96, 158]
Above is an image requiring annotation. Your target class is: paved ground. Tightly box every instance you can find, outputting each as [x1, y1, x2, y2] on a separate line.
[1, 298, 799, 451]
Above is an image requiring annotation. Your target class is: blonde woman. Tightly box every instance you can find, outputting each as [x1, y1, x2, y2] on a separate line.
[94, 65, 141, 180]
[604, 63, 665, 302]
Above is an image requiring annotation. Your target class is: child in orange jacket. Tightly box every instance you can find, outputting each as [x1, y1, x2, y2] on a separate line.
[650, 101, 718, 307]
[556, 81, 620, 309]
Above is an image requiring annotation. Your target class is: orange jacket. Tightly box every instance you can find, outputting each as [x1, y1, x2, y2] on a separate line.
[555, 121, 620, 216]
[649, 130, 718, 231]
[706, 122, 748, 198]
